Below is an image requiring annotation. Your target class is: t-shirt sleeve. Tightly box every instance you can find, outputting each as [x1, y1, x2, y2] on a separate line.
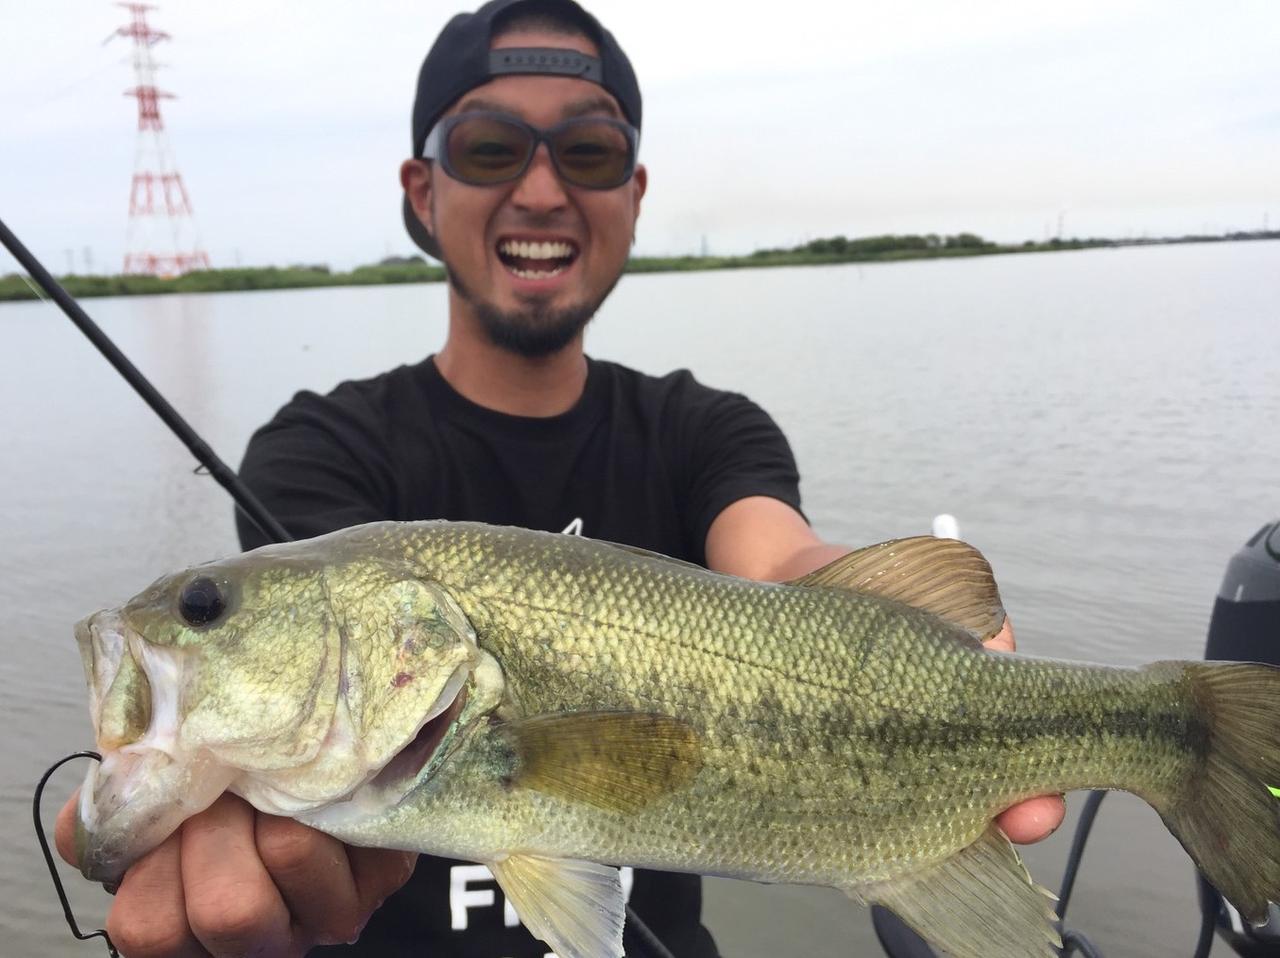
[235, 389, 396, 551]
[674, 377, 804, 552]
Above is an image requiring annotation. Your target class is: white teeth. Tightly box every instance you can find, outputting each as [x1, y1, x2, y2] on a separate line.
[498, 239, 575, 259]
[510, 265, 566, 280]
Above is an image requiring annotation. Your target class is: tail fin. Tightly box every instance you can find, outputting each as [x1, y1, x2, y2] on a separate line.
[1156, 662, 1280, 922]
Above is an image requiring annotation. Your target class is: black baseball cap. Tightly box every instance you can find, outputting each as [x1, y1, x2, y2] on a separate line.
[402, 0, 642, 259]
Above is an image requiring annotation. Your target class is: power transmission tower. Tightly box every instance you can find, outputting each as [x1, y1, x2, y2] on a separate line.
[113, 3, 210, 276]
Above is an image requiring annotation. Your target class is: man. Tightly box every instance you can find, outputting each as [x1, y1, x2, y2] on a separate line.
[57, 1, 1064, 954]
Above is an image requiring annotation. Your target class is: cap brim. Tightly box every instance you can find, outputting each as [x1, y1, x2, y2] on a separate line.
[402, 193, 442, 261]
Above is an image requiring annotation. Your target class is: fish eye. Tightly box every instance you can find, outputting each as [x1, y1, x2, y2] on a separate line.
[178, 576, 226, 626]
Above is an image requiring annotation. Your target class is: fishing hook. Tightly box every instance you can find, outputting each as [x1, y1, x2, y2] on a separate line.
[33, 751, 119, 957]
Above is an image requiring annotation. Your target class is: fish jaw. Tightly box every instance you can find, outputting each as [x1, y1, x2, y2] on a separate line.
[76, 743, 235, 883]
[74, 611, 126, 742]
[73, 609, 234, 882]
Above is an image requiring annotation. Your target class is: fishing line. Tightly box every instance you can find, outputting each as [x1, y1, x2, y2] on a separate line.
[4, 216, 677, 958]
[625, 904, 678, 958]
[16, 269, 48, 302]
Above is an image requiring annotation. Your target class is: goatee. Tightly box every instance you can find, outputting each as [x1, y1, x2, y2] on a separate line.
[472, 297, 596, 359]
[446, 264, 621, 359]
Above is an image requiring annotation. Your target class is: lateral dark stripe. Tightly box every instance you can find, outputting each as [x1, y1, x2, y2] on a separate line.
[862, 708, 1210, 754]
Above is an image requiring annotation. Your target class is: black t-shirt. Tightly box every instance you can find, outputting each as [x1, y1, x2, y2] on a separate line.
[236, 355, 803, 957]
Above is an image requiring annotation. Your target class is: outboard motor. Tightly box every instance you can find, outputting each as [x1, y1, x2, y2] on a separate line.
[1197, 520, 1280, 957]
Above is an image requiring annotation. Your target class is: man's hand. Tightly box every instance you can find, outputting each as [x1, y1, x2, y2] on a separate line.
[984, 619, 1067, 844]
[55, 791, 416, 958]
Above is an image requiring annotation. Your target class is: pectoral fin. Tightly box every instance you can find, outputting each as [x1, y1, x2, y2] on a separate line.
[500, 711, 703, 814]
[851, 824, 1061, 958]
[490, 853, 624, 958]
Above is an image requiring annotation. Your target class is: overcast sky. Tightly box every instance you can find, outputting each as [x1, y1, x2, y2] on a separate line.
[2, 0, 1277, 273]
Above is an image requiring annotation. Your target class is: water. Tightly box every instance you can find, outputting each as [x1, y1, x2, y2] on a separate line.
[2, 240, 1278, 957]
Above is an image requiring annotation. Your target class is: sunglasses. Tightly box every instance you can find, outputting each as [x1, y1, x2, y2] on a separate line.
[422, 111, 639, 190]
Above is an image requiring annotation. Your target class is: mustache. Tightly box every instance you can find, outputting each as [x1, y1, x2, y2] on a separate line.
[492, 214, 579, 235]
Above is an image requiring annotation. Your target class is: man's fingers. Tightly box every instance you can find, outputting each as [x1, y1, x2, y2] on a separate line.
[255, 814, 364, 947]
[59, 787, 211, 956]
[348, 845, 419, 915]
[180, 794, 295, 958]
[106, 832, 211, 958]
[997, 794, 1066, 844]
[54, 790, 80, 868]
[984, 618, 1017, 653]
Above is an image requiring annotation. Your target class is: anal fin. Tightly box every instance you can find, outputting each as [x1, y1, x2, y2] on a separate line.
[490, 853, 624, 958]
[852, 824, 1061, 958]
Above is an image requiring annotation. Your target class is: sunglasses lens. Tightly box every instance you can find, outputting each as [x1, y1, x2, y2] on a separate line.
[446, 116, 533, 183]
[441, 114, 635, 188]
[552, 120, 633, 188]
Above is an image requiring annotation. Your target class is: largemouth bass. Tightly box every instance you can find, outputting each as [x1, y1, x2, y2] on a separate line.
[72, 521, 1280, 958]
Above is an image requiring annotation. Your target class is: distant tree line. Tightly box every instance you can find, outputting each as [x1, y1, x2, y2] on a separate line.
[753, 232, 994, 258]
[0, 258, 446, 302]
[2, 231, 1276, 302]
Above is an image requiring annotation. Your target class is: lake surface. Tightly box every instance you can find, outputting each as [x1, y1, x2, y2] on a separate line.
[2, 240, 1278, 957]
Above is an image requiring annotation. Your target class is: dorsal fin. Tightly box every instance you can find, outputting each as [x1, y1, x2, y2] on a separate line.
[789, 536, 1006, 641]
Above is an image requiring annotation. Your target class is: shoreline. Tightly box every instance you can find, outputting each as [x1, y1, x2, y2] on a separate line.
[2, 230, 1276, 303]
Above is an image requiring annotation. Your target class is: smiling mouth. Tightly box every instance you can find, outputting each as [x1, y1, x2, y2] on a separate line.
[496, 238, 579, 280]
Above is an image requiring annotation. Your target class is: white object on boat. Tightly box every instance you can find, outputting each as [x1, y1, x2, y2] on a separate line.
[932, 514, 960, 540]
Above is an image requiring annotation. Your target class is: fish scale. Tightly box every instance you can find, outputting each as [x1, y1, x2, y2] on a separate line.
[371, 523, 1194, 880]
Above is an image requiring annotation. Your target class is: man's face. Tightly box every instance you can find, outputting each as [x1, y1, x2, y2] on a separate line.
[402, 29, 647, 357]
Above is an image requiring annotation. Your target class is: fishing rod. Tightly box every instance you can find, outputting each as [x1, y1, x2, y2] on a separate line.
[5, 216, 677, 958]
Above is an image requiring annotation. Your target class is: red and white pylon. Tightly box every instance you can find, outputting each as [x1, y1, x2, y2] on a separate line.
[114, 3, 210, 276]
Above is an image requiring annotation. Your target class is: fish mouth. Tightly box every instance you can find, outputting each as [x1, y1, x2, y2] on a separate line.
[74, 613, 126, 737]
[73, 610, 235, 883]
